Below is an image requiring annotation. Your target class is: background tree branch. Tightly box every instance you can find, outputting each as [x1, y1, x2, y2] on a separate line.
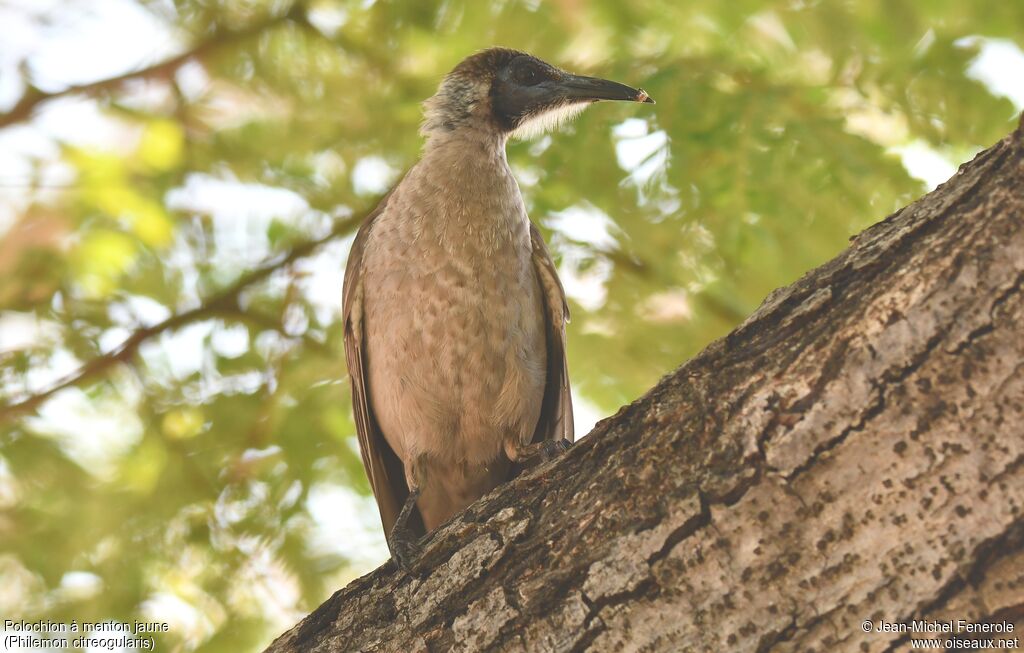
[0, 212, 360, 421]
[0, 3, 308, 130]
[264, 120, 1024, 652]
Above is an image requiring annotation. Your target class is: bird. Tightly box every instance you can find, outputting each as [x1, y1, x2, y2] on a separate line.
[342, 47, 654, 568]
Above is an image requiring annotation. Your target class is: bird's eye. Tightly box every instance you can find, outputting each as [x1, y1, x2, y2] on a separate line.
[513, 61, 542, 86]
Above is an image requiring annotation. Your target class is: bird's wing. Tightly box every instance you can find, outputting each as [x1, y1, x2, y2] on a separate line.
[342, 194, 419, 537]
[528, 222, 575, 444]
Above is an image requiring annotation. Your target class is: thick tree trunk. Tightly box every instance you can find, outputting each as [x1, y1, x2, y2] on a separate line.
[266, 120, 1024, 653]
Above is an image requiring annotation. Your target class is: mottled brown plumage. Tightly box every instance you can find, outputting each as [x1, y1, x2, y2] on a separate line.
[342, 48, 652, 566]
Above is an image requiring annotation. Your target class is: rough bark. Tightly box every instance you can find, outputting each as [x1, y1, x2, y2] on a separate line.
[266, 119, 1024, 653]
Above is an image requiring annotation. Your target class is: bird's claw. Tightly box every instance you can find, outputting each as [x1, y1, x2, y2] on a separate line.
[545, 438, 572, 459]
[388, 530, 422, 572]
[517, 438, 574, 467]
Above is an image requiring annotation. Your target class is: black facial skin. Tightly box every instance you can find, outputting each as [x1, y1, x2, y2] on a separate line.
[489, 54, 654, 132]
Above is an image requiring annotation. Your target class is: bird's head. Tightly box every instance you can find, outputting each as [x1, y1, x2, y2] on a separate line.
[421, 48, 654, 144]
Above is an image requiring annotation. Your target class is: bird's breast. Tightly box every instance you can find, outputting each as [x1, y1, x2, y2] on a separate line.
[361, 160, 547, 465]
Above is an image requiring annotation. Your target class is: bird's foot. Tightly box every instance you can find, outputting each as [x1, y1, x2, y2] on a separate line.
[388, 529, 422, 572]
[388, 486, 423, 572]
[549, 438, 573, 458]
[515, 438, 573, 468]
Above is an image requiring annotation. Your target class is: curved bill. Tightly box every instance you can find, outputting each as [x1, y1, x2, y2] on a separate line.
[557, 74, 656, 104]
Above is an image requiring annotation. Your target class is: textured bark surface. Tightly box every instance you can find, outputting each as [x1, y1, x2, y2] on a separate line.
[266, 120, 1024, 653]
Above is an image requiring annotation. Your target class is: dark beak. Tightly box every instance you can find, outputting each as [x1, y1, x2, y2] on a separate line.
[557, 73, 655, 104]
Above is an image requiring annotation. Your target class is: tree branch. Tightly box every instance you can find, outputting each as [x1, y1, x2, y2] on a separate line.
[0, 213, 359, 422]
[0, 3, 307, 130]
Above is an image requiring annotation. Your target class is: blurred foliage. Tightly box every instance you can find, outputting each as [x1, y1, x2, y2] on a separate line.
[0, 0, 1020, 650]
